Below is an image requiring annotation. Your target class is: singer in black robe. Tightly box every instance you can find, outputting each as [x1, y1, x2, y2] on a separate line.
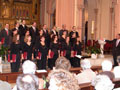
[35, 36, 48, 70]
[21, 41, 34, 63]
[9, 35, 21, 72]
[48, 35, 59, 69]
[72, 40, 82, 67]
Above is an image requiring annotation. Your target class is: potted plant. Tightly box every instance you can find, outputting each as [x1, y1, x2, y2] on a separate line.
[86, 41, 101, 59]
[0, 45, 8, 62]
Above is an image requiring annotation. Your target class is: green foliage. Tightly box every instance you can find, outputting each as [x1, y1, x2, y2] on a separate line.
[0, 45, 8, 61]
[86, 45, 101, 54]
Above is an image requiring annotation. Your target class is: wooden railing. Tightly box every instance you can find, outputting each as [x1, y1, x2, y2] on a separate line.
[0, 66, 102, 83]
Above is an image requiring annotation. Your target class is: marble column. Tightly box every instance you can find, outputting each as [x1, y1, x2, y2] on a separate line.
[77, 5, 84, 41]
[94, 8, 98, 40]
[115, 0, 120, 35]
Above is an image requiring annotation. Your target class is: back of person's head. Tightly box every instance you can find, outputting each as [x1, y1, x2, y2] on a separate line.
[102, 60, 112, 71]
[16, 74, 39, 90]
[22, 60, 36, 74]
[81, 59, 91, 70]
[113, 66, 120, 78]
[0, 80, 11, 90]
[92, 75, 114, 90]
[55, 57, 71, 71]
[48, 69, 79, 90]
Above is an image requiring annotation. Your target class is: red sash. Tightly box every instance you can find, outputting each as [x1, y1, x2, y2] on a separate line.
[12, 54, 16, 62]
[8, 54, 10, 62]
[50, 51, 54, 58]
[23, 52, 27, 59]
[38, 52, 42, 60]
[1, 38, 5, 44]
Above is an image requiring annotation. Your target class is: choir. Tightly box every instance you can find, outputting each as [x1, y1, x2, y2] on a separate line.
[0, 20, 82, 72]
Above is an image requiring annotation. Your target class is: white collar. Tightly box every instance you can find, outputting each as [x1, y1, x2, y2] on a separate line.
[16, 27, 18, 30]
[32, 26, 36, 30]
[22, 24, 25, 27]
[5, 28, 8, 31]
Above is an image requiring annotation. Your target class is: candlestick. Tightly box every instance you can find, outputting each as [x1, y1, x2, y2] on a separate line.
[91, 21, 94, 34]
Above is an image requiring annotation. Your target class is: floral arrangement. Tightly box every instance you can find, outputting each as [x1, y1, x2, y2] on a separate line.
[86, 40, 101, 54]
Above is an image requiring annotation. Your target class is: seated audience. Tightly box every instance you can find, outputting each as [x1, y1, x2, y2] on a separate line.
[100, 60, 115, 80]
[76, 59, 96, 84]
[0, 80, 11, 90]
[16, 74, 39, 90]
[92, 75, 114, 90]
[47, 69, 79, 90]
[55, 56, 71, 71]
[13, 60, 44, 90]
[113, 66, 120, 78]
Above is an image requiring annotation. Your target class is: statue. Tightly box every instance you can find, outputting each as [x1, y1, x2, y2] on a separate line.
[98, 40, 106, 58]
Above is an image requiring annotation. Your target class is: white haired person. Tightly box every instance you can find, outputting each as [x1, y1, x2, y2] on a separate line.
[76, 59, 96, 84]
[92, 75, 114, 90]
[113, 66, 120, 78]
[22, 60, 36, 74]
[13, 60, 44, 90]
[16, 74, 39, 90]
[0, 80, 11, 90]
[47, 69, 79, 90]
[99, 60, 115, 80]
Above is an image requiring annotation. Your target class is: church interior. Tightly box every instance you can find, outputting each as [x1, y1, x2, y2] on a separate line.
[0, 0, 120, 90]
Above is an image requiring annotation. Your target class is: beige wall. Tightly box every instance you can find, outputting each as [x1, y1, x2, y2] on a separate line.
[115, 0, 120, 36]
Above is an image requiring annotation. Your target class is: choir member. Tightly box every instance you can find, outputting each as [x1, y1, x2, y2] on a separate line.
[9, 34, 21, 72]
[0, 23, 12, 47]
[11, 22, 20, 37]
[11, 28, 18, 37]
[29, 22, 39, 45]
[50, 26, 58, 36]
[72, 37, 82, 67]
[36, 29, 44, 42]
[43, 24, 50, 47]
[69, 26, 79, 39]
[60, 36, 71, 60]
[48, 35, 60, 69]
[59, 30, 67, 44]
[59, 24, 68, 38]
[35, 36, 48, 70]
[70, 32, 77, 47]
[19, 20, 28, 37]
[20, 29, 30, 44]
[21, 35, 34, 63]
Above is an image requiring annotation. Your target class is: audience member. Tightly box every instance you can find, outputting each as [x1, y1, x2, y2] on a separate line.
[113, 66, 120, 78]
[0, 80, 11, 90]
[92, 75, 114, 90]
[76, 59, 96, 84]
[47, 69, 79, 90]
[55, 56, 71, 71]
[22, 60, 36, 74]
[100, 60, 115, 80]
[16, 74, 39, 90]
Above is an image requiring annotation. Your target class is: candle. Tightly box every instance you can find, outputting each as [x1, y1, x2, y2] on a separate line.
[91, 21, 94, 34]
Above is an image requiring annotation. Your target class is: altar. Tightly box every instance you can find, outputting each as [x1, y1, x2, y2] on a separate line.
[81, 55, 114, 66]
